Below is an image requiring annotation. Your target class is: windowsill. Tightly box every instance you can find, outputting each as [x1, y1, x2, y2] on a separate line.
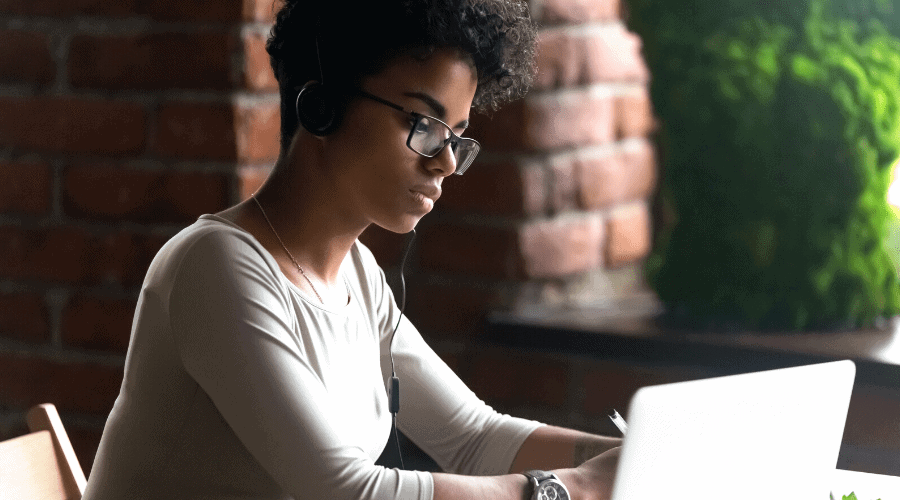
[487, 303, 900, 388]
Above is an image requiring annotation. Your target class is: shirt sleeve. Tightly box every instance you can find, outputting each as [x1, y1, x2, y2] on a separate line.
[168, 230, 433, 500]
[362, 245, 545, 476]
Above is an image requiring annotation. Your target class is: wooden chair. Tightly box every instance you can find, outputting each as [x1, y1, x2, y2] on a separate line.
[0, 403, 87, 500]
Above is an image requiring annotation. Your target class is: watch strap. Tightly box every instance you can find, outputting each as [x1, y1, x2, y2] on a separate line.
[523, 470, 554, 482]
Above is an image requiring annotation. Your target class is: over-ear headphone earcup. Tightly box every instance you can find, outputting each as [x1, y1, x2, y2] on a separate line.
[296, 81, 341, 136]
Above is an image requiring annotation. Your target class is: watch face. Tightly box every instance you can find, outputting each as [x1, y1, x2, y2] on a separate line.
[536, 481, 569, 500]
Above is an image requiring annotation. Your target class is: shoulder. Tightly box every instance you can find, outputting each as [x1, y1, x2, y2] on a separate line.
[146, 215, 276, 288]
[350, 239, 381, 271]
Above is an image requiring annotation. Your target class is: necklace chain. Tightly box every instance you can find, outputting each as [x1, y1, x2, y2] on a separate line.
[252, 194, 324, 304]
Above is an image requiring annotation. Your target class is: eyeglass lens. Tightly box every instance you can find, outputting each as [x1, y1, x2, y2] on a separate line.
[408, 116, 480, 174]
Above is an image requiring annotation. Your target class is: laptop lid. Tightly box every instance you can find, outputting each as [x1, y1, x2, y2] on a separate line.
[610, 360, 856, 500]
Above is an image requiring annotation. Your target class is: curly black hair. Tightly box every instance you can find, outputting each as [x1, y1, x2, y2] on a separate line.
[266, 0, 537, 152]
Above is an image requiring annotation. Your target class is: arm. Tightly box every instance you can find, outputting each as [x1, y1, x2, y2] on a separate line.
[509, 425, 622, 472]
[170, 232, 433, 500]
[430, 446, 621, 500]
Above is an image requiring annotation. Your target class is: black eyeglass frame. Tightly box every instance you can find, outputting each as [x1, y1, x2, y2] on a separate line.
[356, 90, 481, 175]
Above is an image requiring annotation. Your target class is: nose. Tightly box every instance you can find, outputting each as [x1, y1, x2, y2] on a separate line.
[427, 142, 457, 177]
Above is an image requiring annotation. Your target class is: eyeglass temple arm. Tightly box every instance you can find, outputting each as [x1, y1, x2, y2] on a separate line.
[357, 90, 410, 114]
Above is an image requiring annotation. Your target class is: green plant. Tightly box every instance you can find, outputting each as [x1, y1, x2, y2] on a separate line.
[630, 0, 900, 330]
[832, 492, 882, 500]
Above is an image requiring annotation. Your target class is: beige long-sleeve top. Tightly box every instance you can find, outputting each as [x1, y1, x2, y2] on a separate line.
[82, 214, 543, 500]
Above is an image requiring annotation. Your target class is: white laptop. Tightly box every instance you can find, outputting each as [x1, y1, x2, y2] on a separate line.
[610, 360, 856, 500]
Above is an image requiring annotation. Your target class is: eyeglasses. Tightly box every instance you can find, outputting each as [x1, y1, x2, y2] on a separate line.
[357, 90, 481, 175]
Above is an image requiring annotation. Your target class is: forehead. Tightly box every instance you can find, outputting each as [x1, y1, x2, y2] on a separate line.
[363, 49, 478, 110]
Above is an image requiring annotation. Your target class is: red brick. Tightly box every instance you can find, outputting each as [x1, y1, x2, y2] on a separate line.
[153, 102, 236, 161]
[0, 97, 145, 155]
[0, 292, 50, 345]
[0, 160, 52, 215]
[468, 101, 527, 151]
[238, 164, 272, 201]
[619, 140, 657, 197]
[69, 33, 234, 91]
[534, 29, 582, 90]
[521, 163, 549, 216]
[525, 90, 616, 150]
[466, 348, 569, 407]
[520, 214, 605, 278]
[136, 0, 244, 22]
[0, 0, 253, 21]
[439, 161, 546, 216]
[418, 223, 524, 278]
[577, 142, 656, 209]
[549, 157, 579, 211]
[236, 102, 280, 162]
[582, 25, 649, 83]
[539, 0, 620, 23]
[243, 0, 277, 22]
[0, 30, 55, 86]
[63, 163, 230, 224]
[616, 89, 657, 138]
[0, 352, 123, 414]
[471, 90, 616, 151]
[243, 31, 278, 91]
[0, 226, 167, 286]
[605, 202, 652, 267]
[534, 25, 647, 90]
[61, 295, 135, 353]
[0, 0, 135, 17]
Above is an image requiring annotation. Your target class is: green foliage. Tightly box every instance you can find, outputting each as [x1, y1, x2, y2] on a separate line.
[629, 0, 900, 330]
[834, 493, 882, 500]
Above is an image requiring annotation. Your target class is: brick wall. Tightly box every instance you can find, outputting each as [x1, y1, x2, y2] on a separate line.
[0, 0, 659, 475]
[0, 0, 279, 472]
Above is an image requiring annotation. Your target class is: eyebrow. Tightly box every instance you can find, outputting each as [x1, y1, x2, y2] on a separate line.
[402, 91, 469, 129]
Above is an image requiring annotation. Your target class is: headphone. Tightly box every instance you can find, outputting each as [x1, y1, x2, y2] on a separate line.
[295, 81, 343, 136]
[295, 30, 343, 136]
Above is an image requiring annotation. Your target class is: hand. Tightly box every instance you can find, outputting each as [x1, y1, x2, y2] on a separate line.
[560, 446, 621, 500]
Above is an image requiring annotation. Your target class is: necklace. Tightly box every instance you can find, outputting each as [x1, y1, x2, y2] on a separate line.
[251, 194, 324, 304]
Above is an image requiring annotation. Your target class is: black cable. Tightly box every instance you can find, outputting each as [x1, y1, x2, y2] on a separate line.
[389, 229, 416, 470]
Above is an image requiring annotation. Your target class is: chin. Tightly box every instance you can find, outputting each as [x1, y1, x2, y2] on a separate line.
[377, 214, 423, 234]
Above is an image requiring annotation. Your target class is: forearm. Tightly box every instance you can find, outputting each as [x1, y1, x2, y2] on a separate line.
[432, 466, 592, 500]
[432, 472, 530, 500]
[509, 425, 621, 472]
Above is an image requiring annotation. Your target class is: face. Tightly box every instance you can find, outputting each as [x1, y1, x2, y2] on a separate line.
[322, 49, 478, 233]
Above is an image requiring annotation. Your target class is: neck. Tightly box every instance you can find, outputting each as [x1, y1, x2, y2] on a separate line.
[251, 143, 369, 288]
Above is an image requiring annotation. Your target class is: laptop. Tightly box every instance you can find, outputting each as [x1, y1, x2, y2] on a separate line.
[610, 360, 856, 500]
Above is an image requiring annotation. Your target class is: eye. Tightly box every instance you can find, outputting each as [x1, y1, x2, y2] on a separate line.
[413, 116, 432, 135]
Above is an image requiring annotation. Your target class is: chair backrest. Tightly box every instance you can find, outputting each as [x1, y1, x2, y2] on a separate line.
[0, 403, 87, 500]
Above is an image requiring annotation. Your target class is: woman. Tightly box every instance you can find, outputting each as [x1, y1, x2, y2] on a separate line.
[83, 0, 622, 498]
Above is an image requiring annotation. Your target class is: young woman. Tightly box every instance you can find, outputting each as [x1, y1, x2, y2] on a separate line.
[82, 1, 621, 498]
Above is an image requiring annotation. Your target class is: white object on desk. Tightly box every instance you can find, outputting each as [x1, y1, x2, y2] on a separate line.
[610, 360, 856, 500]
[830, 469, 900, 500]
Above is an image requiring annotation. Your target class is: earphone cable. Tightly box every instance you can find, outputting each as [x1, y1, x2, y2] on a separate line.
[389, 229, 415, 379]
[389, 229, 415, 471]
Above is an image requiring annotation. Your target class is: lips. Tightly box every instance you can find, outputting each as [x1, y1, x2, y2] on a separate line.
[410, 184, 441, 202]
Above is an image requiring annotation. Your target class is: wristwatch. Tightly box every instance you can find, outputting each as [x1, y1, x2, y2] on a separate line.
[522, 470, 570, 500]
